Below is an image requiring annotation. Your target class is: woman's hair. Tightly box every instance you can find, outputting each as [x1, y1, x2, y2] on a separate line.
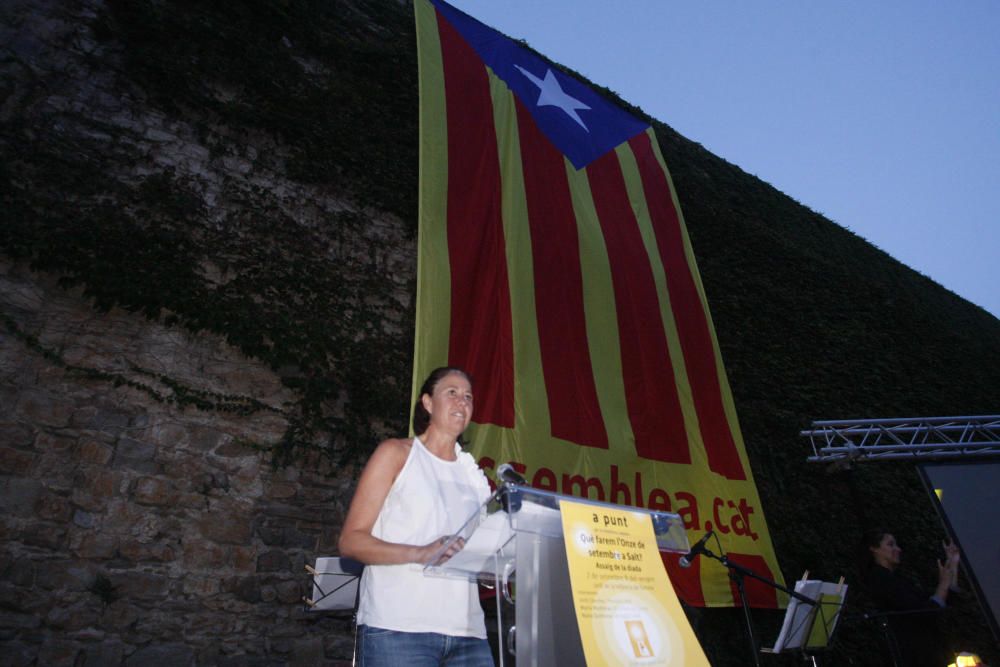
[857, 528, 889, 573]
[412, 366, 471, 436]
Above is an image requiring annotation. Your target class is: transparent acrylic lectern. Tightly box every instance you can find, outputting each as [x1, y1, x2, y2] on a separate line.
[424, 484, 689, 667]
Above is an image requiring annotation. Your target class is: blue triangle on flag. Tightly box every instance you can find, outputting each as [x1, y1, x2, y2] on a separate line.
[430, 0, 649, 169]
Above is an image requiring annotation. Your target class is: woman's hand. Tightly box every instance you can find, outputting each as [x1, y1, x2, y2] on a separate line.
[943, 540, 960, 568]
[935, 539, 962, 601]
[422, 535, 467, 566]
[943, 540, 961, 588]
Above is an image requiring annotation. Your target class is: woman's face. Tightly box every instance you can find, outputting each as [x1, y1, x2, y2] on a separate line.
[871, 533, 902, 569]
[421, 371, 473, 435]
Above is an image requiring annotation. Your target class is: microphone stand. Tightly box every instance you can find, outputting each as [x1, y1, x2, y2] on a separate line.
[696, 547, 818, 667]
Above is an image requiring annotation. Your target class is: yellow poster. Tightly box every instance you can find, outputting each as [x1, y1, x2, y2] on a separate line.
[560, 500, 710, 666]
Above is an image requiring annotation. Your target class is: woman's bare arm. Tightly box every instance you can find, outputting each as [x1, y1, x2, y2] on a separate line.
[338, 439, 461, 565]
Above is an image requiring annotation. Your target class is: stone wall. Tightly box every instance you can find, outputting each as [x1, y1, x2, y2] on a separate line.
[0, 0, 418, 663]
[1, 258, 362, 665]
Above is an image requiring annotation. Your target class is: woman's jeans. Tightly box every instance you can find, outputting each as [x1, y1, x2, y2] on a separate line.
[356, 624, 494, 667]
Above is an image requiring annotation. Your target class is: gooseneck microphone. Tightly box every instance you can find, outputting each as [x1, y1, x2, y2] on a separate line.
[496, 463, 527, 486]
[679, 530, 715, 568]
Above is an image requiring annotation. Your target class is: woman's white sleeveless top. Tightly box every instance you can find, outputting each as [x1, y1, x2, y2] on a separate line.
[356, 436, 491, 637]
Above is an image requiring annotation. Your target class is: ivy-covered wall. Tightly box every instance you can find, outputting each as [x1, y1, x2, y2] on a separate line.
[2, 0, 419, 467]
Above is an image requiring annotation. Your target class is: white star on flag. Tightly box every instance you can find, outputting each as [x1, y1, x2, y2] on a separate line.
[514, 65, 591, 131]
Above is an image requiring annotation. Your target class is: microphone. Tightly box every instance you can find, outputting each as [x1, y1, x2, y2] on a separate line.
[496, 463, 527, 486]
[679, 530, 714, 568]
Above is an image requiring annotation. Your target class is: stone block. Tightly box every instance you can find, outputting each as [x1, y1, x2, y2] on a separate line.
[216, 653, 271, 667]
[45, 600, 100, 631]
[0, 610, 42, 630]
[182, 575, 220, 597]
[276, 580, 301, 604]
[256, 503, 313, 523]
[144, 128, 177, 143]
[34, 451, 77, 483]
[146, 421, 190, 449]
[2, 557, 36, 587]
[74, 532, 117, 559]
[315, 527, 338, 553]
[253, 517, 284, 546]
[0, 579, 45, 614]
[77, 439, 113, 465]
[256, 549, 290, 573]
[197, 501, 252, 545]
[271, 466, 300, 483]
[189, 425, 223, 452]
[71, 467, 117, 510]
[0, 446, 35, 475]
[35, 560, 96, 592]
[264, 480, 298, 500]
[161, 457, 207, 488]
[177, 492, 208, 509]
[100, 600, 140, 631]
[69, 626, 106, 641]
[101, 499, 145, 532]
[68, 406, 98, 429]
[72, 509, 95, 528]
[34, 491, 73, 521]
[0, 640, 36, 667]
[120, 539, 176, 563]
[289, 552, 308, 573]
[79, 640, 125, 667]
[298, 485, 340, 504]
[195, 642, 221, 667]
[124, 643, 194, 667]
[128, 513, 163, 544]
[133, 476, 179, 506]
[254, 516, 314, 550]
[230, 576, 261, 603]
[266, 636, 295, 656]
[17, 390, 75, 427]
[213, 440, 253, 458]
[263, 619, 302, 638]
[87, 407, 133, 434]
[182, 540, 226, 570]
[113, 438, 157, 473]
[0, 423, 34, 448]
[110, 571, 170, 600]
[21, 522, 67, 550]
[33, 431, 76, 453]
[290, 636, 325, 667]
[36, 639, 82, 666]
[230, 545, 257, 573]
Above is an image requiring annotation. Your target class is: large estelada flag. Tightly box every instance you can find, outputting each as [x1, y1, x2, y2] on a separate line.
[412, 0, 784, 608]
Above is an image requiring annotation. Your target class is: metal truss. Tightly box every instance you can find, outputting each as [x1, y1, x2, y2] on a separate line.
[803, 415, 1000, 463]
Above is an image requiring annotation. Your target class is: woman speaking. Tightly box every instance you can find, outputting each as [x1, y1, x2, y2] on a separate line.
[339, 367, 494, 666]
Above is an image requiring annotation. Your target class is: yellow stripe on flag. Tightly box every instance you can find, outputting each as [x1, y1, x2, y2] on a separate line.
[412, 1, 451, 406]
[487, 74, 550, 450]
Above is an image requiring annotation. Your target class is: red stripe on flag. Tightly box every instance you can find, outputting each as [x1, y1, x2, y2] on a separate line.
[629, 133, 747, 480]
[586, 150, 690, 464]
[515, 100, 608, 448]
[436, 12, 514, 427]
[724, 553, 780, 608]
[661, 551, 706, 606]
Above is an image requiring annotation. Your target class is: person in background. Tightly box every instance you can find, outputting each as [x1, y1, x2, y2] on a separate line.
[859, 529, 961, 667]
[339, 366, 494, 667]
